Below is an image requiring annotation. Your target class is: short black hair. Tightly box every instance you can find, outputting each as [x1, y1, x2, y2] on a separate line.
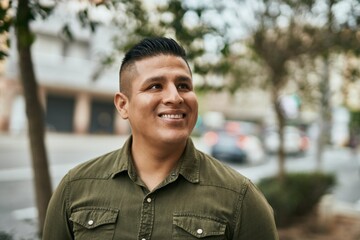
[119, 37, 191, 96]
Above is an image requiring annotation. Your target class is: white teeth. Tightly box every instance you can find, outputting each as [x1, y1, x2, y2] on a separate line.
[161, 114, 183, 119]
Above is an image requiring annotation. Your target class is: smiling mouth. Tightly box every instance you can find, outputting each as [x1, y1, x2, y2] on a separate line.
[159, 114, 186, 119]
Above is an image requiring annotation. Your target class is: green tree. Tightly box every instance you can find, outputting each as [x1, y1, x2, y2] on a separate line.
[219, 0, 360, 181]
[168, 0, 360, 181]
[284, 0, 360, 169]
[246, 0, 321, 181]
[14, 1, 53, 235]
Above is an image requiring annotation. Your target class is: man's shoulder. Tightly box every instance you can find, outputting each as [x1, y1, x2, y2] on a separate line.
[67, 148, 122, 181]
[196, 150, 250, 192]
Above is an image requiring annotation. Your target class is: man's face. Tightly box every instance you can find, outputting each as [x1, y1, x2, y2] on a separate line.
[115, 54, 198, 145]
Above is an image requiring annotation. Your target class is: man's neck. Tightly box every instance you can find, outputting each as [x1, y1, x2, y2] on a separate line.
[131, 138, 187, 191]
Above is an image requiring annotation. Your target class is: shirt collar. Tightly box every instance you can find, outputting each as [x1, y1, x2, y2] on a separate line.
[177, 138, 200, 183]
[110, 136, 133, 178]
[110, 136, 200, 184]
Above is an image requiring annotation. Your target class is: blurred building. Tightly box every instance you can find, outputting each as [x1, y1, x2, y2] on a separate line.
[0, 2, 129, 135]
[199, 89, 273, 123]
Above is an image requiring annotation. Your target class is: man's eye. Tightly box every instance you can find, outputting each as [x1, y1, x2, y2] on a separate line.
[178, 84, 191, 90]
[149, 84, 161, 90]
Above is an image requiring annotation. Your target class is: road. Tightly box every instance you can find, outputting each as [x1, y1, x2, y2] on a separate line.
[0, 133, 359, 239]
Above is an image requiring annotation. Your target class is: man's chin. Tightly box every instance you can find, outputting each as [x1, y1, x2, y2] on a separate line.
[159, 132, 190, 144]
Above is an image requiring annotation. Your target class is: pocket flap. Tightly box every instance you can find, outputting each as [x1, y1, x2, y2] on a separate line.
[173, 214, 226, 238]
[70, 208, 118, 229]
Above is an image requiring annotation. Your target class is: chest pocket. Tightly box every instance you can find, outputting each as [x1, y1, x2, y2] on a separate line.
[173, 213, 227, 239]
[70, 207, 119, 240]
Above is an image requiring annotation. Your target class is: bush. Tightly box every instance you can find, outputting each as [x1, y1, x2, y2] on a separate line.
[258, 172, 336, 227]
[0, 232, 13, 240]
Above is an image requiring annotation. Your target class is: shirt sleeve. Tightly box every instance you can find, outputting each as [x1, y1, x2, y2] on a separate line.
[233, 180, 279, 240]
[43, 174, 73, 240]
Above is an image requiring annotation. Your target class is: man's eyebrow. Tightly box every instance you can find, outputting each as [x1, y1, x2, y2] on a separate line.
[176, 75, 192, 82]
[143, 75, 192, 85]
[142, 76, 166, 85]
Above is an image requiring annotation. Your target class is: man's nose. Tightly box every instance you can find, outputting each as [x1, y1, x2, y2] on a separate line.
[162, 85, 184, 105]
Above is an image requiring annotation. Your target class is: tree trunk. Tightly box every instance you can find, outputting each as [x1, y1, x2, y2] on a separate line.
[315, 57, 331, 171]
[272, 87, 286, 183]
[15, 0, 52, 236]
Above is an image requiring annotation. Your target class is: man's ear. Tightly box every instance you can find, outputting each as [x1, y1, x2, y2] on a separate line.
[114, 92, 129, 119]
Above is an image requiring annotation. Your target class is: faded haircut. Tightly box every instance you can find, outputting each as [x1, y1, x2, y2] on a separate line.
[119, 37, 191, 97]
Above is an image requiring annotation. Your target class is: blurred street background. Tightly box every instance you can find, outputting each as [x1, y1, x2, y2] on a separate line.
[0, 0, 360, 239]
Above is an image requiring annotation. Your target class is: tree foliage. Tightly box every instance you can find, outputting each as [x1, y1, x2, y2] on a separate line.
[212, 0, 360, 180]
[0, 1, 12, 58]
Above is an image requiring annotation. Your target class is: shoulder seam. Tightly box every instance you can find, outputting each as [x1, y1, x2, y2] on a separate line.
[64, 173, 71, 217]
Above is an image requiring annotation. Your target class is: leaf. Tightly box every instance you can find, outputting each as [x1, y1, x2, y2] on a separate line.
[0, 50, 8, 60]
[89, 21, 99, 32]
[77, 9, 89, 27]
[60, 24, 73, 41]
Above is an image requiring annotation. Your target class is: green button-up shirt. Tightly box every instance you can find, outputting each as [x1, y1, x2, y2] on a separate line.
[43, 136, 278, 240]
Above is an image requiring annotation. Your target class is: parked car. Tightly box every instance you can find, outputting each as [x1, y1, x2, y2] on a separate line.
[203, 121, 265, 164]
[263, 126, 309, 155]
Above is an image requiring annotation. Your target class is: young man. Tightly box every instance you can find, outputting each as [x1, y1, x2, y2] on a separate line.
[43, 37, 278, 239]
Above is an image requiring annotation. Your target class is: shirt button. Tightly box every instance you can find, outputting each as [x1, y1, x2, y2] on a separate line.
[146, 197, 152, 203]
[88, 220, 94, 226]
[197, 228, 203, 234]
